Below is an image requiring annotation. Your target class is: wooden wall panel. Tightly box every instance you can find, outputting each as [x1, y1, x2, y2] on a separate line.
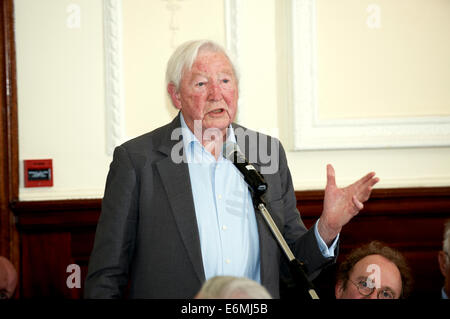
[12, 199, 100, 298]
[297, 187, 450, 299]
[21, 232, 72, 298]
[10, 187, 450, 299]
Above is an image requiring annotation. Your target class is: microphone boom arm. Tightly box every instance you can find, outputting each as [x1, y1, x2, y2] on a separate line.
[254, 197, 320, 300]
[223, 141, 320, 299]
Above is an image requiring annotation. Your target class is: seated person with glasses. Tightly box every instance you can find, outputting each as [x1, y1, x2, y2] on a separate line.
[335, 241, 412, 299]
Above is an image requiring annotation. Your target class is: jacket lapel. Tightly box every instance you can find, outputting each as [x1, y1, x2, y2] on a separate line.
[155, 114, 205, 283]
[233, 124, 273, 287]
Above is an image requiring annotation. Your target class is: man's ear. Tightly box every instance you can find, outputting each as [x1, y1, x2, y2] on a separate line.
[335, 280, 345, 299]
[438, 251, 449, 277]
[167, 83, 182, 110]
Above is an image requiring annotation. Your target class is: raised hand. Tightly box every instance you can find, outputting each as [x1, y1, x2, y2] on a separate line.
[317, 164, 380, 245]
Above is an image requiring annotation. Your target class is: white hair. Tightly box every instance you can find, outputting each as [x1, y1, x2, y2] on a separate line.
[196, 276, 272, 299]
[165, 39, 240, 92]
[443, 220, 450, 255]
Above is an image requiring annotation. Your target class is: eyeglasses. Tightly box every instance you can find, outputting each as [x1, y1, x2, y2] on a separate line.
[349, 277, 396, 299]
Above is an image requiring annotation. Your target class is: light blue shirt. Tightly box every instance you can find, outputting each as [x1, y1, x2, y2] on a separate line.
[179, 114, 338, 283]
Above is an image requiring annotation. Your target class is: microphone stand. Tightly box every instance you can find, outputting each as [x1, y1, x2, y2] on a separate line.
[252, 195, 320, 300]
[223, 143, 319, 299]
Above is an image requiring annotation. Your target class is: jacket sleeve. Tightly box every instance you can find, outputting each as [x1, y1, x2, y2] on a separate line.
[84, 145, 139, 298]
[276, 140, 337, 278]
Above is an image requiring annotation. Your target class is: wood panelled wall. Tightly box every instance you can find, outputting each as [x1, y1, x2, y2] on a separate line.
[12, 199, 100, 298]
[298, 187, 450, 299]
[10, 187, 450, 299]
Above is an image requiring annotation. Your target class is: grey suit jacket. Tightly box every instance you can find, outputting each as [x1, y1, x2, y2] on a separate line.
[84, 114, 336, 299]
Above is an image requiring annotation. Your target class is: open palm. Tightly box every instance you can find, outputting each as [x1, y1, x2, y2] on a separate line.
[318, 164, 379, 245]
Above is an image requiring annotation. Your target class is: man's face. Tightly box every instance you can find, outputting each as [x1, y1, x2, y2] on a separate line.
[335, 254, 403, 299]
[168, 49, 238, 139]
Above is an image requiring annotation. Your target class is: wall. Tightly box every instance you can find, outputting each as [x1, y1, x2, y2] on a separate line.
[285, 0, 450, 190]
[15, 0, 109, 200]
[15, 0, 450, 201]
[122, 0, 226, 139]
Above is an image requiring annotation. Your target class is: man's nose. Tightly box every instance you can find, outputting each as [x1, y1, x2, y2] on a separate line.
[365, 290, 378, 299]
[208, 82, 222, 101]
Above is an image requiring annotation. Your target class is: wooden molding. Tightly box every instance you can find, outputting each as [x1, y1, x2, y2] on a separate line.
[11, 199, 101, 231]
[296, 187, 450, 218]
[0, 0, 20, 298]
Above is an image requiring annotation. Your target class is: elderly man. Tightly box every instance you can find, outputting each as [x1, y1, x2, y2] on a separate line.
[84, 39, 379, 299]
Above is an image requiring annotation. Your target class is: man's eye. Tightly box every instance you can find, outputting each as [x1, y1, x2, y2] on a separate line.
[380, 290, 395, 299]
[197, 82, 205, 87]
[359, 280, 368, 288]
[222, 79, 229, 84]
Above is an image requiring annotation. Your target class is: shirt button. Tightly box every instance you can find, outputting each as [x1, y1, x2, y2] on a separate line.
[225, 259, 231, 264]
[222, 225, 227, 231]
[218, 194, 222, 200]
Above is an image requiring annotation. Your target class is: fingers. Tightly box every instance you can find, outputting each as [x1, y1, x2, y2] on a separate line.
[370, 176, 380, 187]
[326, 164, 336, 188]
[357, 171, 376, 186]
[356, 177, 378, 202]
[364, 175, 379, 193]
[354, 172, 380, 193]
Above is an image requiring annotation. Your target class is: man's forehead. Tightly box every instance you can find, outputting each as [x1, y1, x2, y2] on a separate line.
[180, 50, 237, 82]
[193, 51, 232, 66]
[189, 69, 234, 78]
[352, 255, 402, 284]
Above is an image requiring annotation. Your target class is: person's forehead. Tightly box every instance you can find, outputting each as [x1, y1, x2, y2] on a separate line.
[351, 254, 402, 288]
[351, 254, 403, 295]
[0, 258, 14, 272]
[191, 51, 233, 71]
[353, 254, 391, 272]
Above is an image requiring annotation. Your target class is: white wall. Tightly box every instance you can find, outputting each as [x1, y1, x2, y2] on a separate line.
[15, 0, 110, 200]
[284, 0, 450, 189]
[15, 0, 450, 200]
[122, 0, 226, 139]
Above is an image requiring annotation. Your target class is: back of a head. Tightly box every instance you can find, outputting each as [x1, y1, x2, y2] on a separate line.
[0, 256, 18, 299]
[196, 276, 272, 299]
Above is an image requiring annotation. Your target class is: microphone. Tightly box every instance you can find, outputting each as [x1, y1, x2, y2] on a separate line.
[222, 142, 268, 196]
[223, 142, 319, 299]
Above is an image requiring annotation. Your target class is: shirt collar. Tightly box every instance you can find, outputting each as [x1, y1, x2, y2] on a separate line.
[179, 112, 237, 157]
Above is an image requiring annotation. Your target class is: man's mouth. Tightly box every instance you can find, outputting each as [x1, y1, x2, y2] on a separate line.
[210, 108, 225, 114]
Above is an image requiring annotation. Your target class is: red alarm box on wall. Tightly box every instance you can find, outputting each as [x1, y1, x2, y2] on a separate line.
[24, 159, 53, 187]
